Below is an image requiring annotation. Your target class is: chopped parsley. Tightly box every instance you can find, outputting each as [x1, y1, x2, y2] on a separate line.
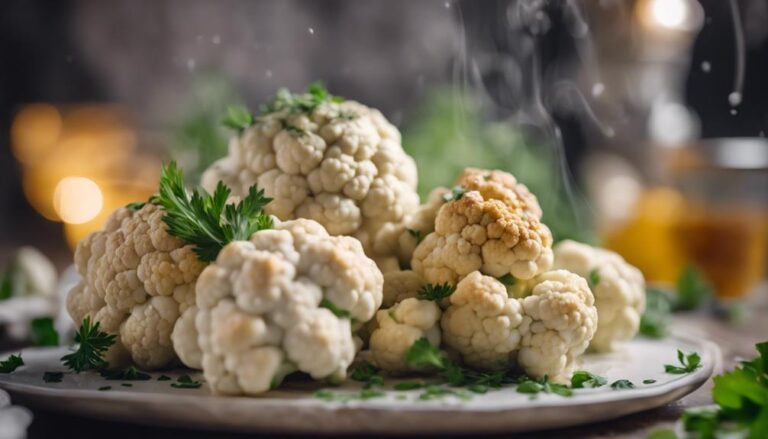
[313, 388, 385, 402]
[319, 299, 351, 319]
[664, 350, 702, 374]
[497, 274, 517, 286]
[170, 375, 202, 389]
[157, 375, 172, 381]
[61, 316, 116, 373]
[98, 386, 112, 391]
[0, 354, 24, 373]
[43, 371, 64, 383]
[221, 105, 255, 131]
[406, 228, 424, 243]
[588, 268, 601, 288]
[261, 82, 344, 115]
[393, 381, 426, 391]
[416, 283, 455, 302]
[571, 370, 607, 389]
[610, 379, 635, 390]
[100, 366, 151, 381]
[442, 186, 467, 202]
[125, 201, 146, 211]
[349, 362, 384, 389]
[643, 379, 657, 384]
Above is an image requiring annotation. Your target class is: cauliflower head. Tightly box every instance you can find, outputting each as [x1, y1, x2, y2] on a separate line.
[369, 298, 441, 374]
[440, 271, 526, 370]
[553, 240, 645, 352]
[66, 203, 206, 369]
[172, 218, 383, 395]
[201, 89, 419, 271]
[517, 269, 598, 383]
[412, 188, 553, 285]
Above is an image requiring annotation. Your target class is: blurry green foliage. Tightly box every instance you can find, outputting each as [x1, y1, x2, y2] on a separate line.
[169, 73, 241, 183]
[401, 89, 593, 243]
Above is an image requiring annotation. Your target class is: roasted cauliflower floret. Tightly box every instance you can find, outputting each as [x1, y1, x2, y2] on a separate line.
[412, 188, 553, 285]
[369, 298, 441, 373]
[66, 204, 206, 369]
[441, 271, 526, 370]
[553, 240, 645, 352]
[172, 218, 383, 395]
[517, 269, 598, 383]
[201, 87, 419, 271]
[455, 168, 542, 219]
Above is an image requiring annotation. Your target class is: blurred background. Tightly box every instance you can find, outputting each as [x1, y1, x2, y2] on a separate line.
[0, 0, 766, 340]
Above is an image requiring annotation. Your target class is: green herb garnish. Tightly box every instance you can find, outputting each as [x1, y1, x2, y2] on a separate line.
[643, 379, 657, 384]
[261, 82, 343, 115]
[221, 106, 254, 131]
[404, 338, 445, 369]
[100, 366, 151, 381]
[497, 273, 517, 286]
[98, 386, 111, 391]
[610, 379, 635, 390]
[393, 381, 426, 391]
[43, 371, 64, 383]
[313, 388, 385, 402]
[349, 362, 384, 389]
[0, 265, 14, 300]
[319, 299, 351, 319]
[442, 186, 467, 202]
[31, 317, 59, 347]
[171, 375, 202, 389]
[121, 383, 133, 387]
[417, 283, 455, 302]
[0, 354, 23, 373]
[406, 228, 424, 243]
[125, 201, 146, 211]
[571, 370, 607, 389]
[665, 350, 702, 374]
[61, 317, 116, 372]
[516, 377, 573, 397]
[588, 268, 601, 287]
[155, 161, 273, 262]
[157, 375, 172, 381]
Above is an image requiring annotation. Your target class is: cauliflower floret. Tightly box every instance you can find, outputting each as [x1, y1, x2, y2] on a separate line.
[553, 240, 645, 352]
[412, 188, 553, 285]
[66, 204, 206, 369]
[440, 271, 526, 370]
[455, 168, 542, 219]
[173, 218, 383, 395]
[517, 269, 598, 383]
[201, 91, 419, 271]
[372, 187, 449, 270]
[369, 298, 441, 373]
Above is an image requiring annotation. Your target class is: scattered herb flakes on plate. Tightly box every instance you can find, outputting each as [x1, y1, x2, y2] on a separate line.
[171, 375, 202, 389]
[610, 380, 635, 390]
[0, 354, 23, 373]
[43, 371, 64, 383]
[665, 350, 702, 374]
[571, 371, 607, 389]
[100, 366, 151, 381]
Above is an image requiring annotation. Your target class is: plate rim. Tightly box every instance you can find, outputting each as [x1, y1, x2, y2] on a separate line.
[0, 333, 720, 434]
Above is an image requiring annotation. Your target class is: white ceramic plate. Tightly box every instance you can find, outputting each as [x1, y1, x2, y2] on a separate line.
[0, 334, 717, 435]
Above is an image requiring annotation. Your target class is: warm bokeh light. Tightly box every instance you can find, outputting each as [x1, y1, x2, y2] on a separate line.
[53, 177, 104, 224]
[10, 104, 62, 165]
[11, 103, 161, 249]
[649, 0, 688, 29]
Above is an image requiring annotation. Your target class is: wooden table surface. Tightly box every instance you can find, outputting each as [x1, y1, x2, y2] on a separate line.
[13, 289, 768, 438]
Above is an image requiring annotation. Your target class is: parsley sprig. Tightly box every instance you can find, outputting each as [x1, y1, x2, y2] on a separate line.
[61, 317, 116, 372]
[675, 342, 768, 438]
[417, 283, 456, 302]
[0, 354, 23, 373]
[221, 106, 255, 131]
[665, 350, 702, 374]
[155, 161, 273, 262]
[261, 81, 344, 115]
[349, 362, 384, 389]
[571, 370, 607, 389]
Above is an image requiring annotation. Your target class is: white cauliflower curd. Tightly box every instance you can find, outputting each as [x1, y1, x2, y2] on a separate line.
[172, 218, 383, 395]
[201, 85, 419, 271]
[439, 270, 597, 383]
[369, 298, 441, 373]
[440, 271, 526, 370]
[517, 269, 598, 383]
[553, 240, 645, 352]
[66, 203, 206, 369]
[411, 183, 554, 285]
